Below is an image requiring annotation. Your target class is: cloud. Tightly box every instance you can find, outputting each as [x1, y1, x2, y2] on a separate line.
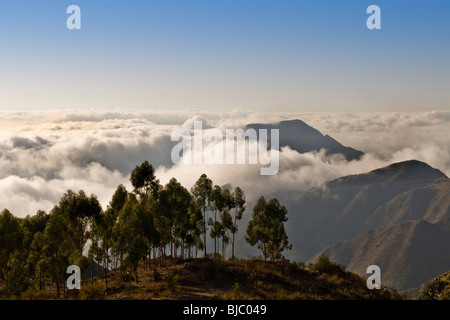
[0, 166, 128, 218]
[0, 108, 448, 217]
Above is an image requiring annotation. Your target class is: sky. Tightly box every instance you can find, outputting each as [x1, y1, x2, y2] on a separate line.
[1, 0, 449, 112]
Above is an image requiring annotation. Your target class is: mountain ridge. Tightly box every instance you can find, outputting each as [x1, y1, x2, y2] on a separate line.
[246, 119, 364, 161]
[277, 160, 450, 262]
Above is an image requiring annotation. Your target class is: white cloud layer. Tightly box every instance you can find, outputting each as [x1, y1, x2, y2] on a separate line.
[0, 108, 449, 217]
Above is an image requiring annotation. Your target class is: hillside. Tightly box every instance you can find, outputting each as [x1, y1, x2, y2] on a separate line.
[23, 258, 402, 300]
[246, 119, 364, 161]
[311, 219, 450, 291]
[417, 270, 450, 300]
[278, 160, 450, 261]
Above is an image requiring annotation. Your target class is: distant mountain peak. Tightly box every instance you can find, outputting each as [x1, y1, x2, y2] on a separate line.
[328, 160, 447, 187]
[374, 159, 433, 171]
[368, 160, 447, 181]
[246, 119, 364, 161]
[277, 119, 316, 128]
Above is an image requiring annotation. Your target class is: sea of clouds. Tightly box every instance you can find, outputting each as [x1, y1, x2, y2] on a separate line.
[0, 108, 449, 218]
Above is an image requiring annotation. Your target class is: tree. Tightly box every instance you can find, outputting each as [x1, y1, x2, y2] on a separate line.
[42, 211, 75, 298]
[21, 210, 49, 237]
[92, 184, 128, 289]
[187, 198, 204, 258]
[29, 231, 46, 290]
[191, 174, 213, 258]
[245, 196, 291, 261]
[210, 185, 224, 256]
[164, 178, 192, 258]
[57, 190, 102, 256]
[0, 209, 23, 293]
[130, 162, 161, 262]
[220, 208, 232, 259]
[113, 194, 156, 282]
[130, 161, 159, 201]
[55, 189, 102, 288]
[109, 184, 128, 214]
[22, 210, 49, 288]
[230, 187, 246, 259]
[5, 251, 30, 297]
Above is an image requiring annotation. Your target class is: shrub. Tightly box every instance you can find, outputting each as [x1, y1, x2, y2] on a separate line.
[275, 288, 289, 300]
[80, 282, 104, 300]
[21, 288, 50, 300]
[295, 261, 306, 270]
[232, 282, 243, 300]
[152, 268, 161, 281]
[255, 280, 265, 289]
[313, 254, 345, 275]
[165, 273, 180, 294]
[118, 270, 134, 283]
[213, 252, 223, 262]
[289, 261, 306, 273]
[420, 277, 446, 300]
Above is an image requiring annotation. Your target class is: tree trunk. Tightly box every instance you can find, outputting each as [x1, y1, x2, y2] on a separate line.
[135, 266, 138, 283]
[91, 257, 94, 286]
[222, 237, 225, 259]
[104, 254, 108, 290]
[180, 240, 184, 260]
[203, 208, 207, 258]
[56, 276, 61, 299]
[232, 233, 235, 260]
[214, 211, 217, 255]
[232, 214, 237, 259]
[39, 272, 43, 290]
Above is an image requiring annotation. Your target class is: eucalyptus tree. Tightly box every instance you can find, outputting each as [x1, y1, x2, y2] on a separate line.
[210, 185, 224, 256]
[229, 187, 246, 259]
[130, 161, 160, 202]
[246, 196, 291, 261]
[57, 189, 102, 256]
[191, 174, 213, 258]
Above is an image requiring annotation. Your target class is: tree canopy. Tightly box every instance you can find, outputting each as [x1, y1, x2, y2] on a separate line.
[245, 196, 291, 261]
[0, 161, 291, 299]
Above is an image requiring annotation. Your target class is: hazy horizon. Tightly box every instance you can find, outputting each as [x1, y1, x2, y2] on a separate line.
[0, 108, 449, 218]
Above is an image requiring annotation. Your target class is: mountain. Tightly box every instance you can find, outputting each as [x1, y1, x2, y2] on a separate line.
[246, 119, 364, 160]
[278, 160, 450, 261]
[311, 218, 450, 291]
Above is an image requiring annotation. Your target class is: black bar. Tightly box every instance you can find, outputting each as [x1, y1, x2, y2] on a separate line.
[1, 300, 449, 319]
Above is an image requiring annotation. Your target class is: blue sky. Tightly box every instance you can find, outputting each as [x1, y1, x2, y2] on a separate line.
[0, 0, 449, 111]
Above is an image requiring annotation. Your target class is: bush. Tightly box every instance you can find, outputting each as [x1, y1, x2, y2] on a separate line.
[289, 261, 306, 273]
[118, 270, 134, 283]
[275, 288, 289, 300]
[152, 268, 161, 281]
[232, 282, 243, 300]
[80, 282, 104, 300]
[165, 273, 180, 294]
[21, 288, 50, 300]
[420, 277, 447, 300]
[213, 252, 223, 261]
[313, 254, 345, 275]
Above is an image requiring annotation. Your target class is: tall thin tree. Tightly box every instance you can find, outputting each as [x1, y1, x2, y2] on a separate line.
[191, 174, 213, 258]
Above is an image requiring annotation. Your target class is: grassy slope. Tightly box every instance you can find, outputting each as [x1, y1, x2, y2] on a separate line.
[59, 257, 404, 300]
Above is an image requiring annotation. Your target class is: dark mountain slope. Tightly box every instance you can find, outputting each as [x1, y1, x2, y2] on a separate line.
[312, 219, 450, 291]
[279, 160, 450, 261]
